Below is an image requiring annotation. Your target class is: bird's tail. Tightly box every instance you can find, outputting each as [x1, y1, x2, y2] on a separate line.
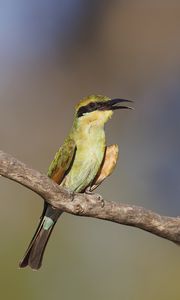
[19, 205, 62, 270]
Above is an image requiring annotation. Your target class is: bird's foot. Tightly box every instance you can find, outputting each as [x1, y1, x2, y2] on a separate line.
[84, 186, 94, 194]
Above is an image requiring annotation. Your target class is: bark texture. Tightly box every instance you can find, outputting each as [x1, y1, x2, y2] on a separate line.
[0, 150, 180, 244]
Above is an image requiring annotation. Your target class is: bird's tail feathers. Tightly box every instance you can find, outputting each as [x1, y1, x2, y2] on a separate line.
[19, 217, 55, 270]
[19, 206, 62, 270]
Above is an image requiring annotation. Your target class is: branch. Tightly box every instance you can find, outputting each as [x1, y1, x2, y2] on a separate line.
[0, 150, 180, 244]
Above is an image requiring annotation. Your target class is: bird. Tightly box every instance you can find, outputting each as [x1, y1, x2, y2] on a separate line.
[19, 94, 133, 270]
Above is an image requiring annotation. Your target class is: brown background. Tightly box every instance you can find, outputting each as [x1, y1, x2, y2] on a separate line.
[0, 1, 180, 299]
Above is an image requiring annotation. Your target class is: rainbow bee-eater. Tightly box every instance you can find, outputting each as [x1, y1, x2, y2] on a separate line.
[19, 95, 132, 270]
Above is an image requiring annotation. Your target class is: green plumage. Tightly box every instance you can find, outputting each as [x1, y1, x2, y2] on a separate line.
[47, 136, 76, 179]
[19, 95, 131, 270]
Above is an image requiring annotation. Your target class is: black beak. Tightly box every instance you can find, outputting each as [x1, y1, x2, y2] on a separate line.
[110, 98, 134, 110]
[99, 98, 134, 111]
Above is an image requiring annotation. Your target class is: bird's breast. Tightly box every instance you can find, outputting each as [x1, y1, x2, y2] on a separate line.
[61, 128, 105, 192]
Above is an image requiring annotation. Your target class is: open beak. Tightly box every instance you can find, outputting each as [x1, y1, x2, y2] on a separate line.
[99, 98, 134, 111]
[108, 98, 134, 110]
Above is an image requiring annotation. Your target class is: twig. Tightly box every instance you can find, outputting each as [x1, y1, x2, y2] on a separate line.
[0, 150, 180, 244]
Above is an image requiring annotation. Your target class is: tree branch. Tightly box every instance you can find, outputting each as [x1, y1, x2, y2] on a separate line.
[0, 150, 180, 244]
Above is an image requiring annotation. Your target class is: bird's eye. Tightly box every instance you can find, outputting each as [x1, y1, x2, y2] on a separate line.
[88, 102, 99, 110]
[77, 102, 98, 118]
[89, 102, 95, 108]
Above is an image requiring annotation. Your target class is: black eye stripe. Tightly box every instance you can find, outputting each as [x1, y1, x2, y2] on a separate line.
[77, 99, 118, 118]
[77, 102, 100, 118]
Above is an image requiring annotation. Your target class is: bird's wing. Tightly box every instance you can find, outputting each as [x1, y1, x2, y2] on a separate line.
[89, 144, 119, 191]
[47, 137, 76, 184]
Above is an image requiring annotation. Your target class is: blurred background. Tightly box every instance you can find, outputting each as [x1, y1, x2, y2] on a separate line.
[0, 1, 180, 299]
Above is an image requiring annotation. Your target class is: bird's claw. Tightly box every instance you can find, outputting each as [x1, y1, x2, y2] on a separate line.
[84, 186, 94, 194]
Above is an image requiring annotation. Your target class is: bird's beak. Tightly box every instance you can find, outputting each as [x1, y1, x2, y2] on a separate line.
[108, 98, 134, 110]
[99, 98, 134, 111]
